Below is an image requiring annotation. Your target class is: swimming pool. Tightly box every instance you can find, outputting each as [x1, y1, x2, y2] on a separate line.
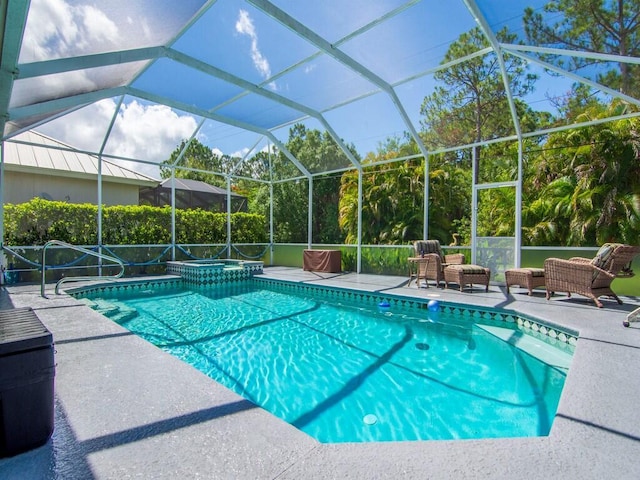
[74, 279, 574, 443]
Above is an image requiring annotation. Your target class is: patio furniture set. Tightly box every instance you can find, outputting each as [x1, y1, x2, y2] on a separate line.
[408, 241, 640, 308]
[408, 240, 491, 292]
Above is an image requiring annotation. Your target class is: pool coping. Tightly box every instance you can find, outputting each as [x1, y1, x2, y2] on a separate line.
[1, 268, 639, 479]
[67, 274, 579, 350]
[252, 276, 579, 348]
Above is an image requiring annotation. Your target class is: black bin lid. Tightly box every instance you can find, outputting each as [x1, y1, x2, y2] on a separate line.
[0, 307, 53, 355]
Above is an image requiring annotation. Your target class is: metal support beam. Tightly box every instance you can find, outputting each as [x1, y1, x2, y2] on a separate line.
[515, 139, 523, 268]
[308, 176, 313, 249]
[471, 147, 478, 265]
[0, 0, 31, 136]
[0, 141, 5, 249]
[8, 86, 127, 122]
[268, 146, 274, 266]
[508, 49, 640, 108]
[130, 86, 311, 179]
[227, 176, 232, 258]
[16, 47, 166, 79]
[463, 0, 522, 140]
[247, 0, 431, 239]
[96, 95, 124, 272]
[501, 43, 640, 66]
[464, 0, 524, 268]
[171, 118, 207, 167]
[423, 155, 429, 240]
[245, 2, 430, 157]
[171, 171, 176, 260]
[165, 48, 362, 171]
[357, 170, 363, 273]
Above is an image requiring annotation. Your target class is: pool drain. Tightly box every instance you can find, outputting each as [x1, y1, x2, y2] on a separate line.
[363, 414, 378, 425]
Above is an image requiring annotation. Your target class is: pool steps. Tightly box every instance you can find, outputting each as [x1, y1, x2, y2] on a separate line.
[78, 297, 138, 323]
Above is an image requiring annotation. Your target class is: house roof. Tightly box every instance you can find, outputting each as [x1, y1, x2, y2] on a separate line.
[158, 178, 244, 198]
[3, 130, 159, 186]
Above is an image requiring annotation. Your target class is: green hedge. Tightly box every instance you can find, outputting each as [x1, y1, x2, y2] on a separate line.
[3, 198, 268, 245]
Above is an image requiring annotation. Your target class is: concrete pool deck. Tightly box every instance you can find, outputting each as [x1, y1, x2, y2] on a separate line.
[1, 267, 639, 479]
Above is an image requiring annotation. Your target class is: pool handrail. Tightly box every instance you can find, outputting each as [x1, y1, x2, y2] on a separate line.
[41, 240, 125, 298]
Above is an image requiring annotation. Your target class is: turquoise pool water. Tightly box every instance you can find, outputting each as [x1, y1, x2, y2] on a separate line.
[79, 282, 573, 443]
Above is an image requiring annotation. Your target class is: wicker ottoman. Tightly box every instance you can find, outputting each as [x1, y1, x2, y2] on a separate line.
[505, 267, 545, 295]
[444, 264, 490, 292]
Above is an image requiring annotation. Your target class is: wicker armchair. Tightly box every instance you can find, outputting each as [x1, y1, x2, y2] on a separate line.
[413, 240, 465, 287]
[544, 243, 640, 308]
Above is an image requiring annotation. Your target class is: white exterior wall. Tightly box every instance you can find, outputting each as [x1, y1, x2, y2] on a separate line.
[4, 171, 141, 206]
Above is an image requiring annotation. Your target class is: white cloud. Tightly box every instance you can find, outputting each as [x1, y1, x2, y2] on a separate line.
[212, 147, 225, 157]
[20, 0, 119, 62]
[36, 99, 115, 151]
[76, 5, 120, 48]
[231, 147, 250, 159]
[37, 98, 199, 178]
[235, 9, 273, 82]
[20, 0, 77, 62]
[106, 101, 199, 175]
[140, 18, 152, 41]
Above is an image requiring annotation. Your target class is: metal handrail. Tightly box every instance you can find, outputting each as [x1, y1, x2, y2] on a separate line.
[41, 240, 125, 298]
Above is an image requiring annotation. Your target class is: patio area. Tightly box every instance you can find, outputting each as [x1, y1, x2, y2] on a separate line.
[1, 268, 640, 479]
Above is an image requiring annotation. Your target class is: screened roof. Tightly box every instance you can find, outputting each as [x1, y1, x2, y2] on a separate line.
[2, 0, 640, 179]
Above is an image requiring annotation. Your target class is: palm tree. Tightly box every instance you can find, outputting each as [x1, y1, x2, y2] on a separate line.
[523, 101, 640, 245]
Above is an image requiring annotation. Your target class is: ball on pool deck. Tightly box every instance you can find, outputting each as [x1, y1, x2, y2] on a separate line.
[427, 300, 440, 312]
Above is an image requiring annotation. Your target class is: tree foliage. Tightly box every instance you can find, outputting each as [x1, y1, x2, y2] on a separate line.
[522, 100, 640, 245]
[339, 160, 424, 245]
[420, 27, 538, 152]
[145, 3, 640, 250]
[523, 0, 640, 96]
[160, 138, 231, 187]
[338, 139, 471, 246]
[268, 124, 358, 243]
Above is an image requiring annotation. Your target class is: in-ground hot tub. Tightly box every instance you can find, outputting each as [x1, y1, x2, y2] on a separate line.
[166, 259, 263, 286]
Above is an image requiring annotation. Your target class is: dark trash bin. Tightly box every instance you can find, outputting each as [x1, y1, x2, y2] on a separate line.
[0, 307, 55, 457]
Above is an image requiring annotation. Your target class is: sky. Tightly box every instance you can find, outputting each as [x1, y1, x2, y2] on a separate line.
[16, 0, 587, 178]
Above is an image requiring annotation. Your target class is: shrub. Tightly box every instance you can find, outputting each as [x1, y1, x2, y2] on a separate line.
[3, 199, 268, 246]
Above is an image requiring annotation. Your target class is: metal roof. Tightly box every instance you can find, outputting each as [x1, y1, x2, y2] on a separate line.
[158, 178, 243, 197]
[3, 130, 158, 185]
[1, 0, 639, 179]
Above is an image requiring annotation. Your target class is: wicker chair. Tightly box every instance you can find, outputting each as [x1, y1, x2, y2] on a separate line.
[413, 240, 465, 288]
[544, 243, 640, 308]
